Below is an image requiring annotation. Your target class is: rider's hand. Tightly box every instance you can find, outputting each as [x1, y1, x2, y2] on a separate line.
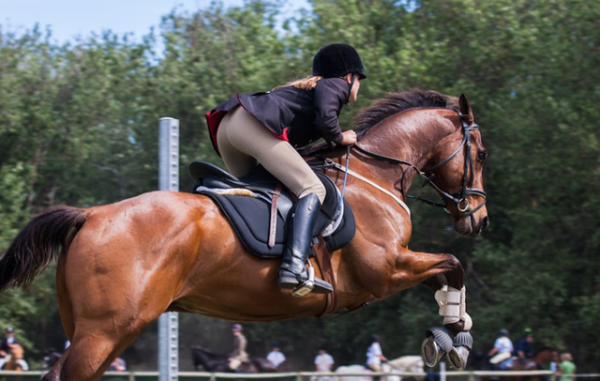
[340, 130, 357, 146]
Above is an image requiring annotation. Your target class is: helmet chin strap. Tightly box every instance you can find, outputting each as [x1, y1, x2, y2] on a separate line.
[345, 74, 356, 105]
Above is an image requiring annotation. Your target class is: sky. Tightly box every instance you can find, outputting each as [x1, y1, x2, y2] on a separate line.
[0, 0, 311, 44]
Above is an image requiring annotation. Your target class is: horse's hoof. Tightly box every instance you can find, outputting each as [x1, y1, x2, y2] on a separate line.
[446, 346, 469, 370]
[422, 327, 452, 367]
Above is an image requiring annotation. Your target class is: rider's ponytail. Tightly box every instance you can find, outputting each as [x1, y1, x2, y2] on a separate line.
[273, 75, 323, 91]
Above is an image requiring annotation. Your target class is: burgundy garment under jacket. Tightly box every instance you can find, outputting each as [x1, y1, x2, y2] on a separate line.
[206, 77, 349, 155]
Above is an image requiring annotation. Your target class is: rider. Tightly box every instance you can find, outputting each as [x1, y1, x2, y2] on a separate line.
[366, 334, 387, 372]
[489, 329, 514, 370]
[0, 327, 28, 371]
[514, 328, 534, 358]
[366, 334, 388, 381]
[314, 346, 335, 372]
[0, 327, 18, 357]
[267, 343, 286, 369]
[228, 324, 249, 371]
[205, 43, 366, 296]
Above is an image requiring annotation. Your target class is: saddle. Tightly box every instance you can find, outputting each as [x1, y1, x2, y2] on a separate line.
[189, 161, 356, 258]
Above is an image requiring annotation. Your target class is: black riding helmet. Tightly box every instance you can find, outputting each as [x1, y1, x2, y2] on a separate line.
[313, 44, 366, 104]
[312, 43, 367, 80]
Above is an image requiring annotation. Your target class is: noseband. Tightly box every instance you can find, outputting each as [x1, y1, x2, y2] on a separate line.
[353, 111, 487, 220]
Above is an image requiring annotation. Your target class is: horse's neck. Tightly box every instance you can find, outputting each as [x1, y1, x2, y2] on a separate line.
[357, 109, 457, 189]
[12, 349, 23, 359]
[530, 350, 551, 364]
[196, 348, 223, 365]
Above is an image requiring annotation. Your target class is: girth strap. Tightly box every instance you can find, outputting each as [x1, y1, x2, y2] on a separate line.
[315, 236, 338, 317]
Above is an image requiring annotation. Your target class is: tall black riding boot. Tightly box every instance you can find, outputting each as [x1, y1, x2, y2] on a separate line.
[278, 193, 333, 297]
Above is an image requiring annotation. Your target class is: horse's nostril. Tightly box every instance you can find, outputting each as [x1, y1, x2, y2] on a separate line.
[482, 216, 489, 230]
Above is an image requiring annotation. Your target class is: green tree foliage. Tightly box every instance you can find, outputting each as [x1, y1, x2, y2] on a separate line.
[0, 0, 599, 371]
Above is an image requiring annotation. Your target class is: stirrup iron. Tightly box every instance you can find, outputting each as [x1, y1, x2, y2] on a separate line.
[292, 262, 315, 297]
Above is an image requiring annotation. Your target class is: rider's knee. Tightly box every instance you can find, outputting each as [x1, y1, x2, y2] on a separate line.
[300, 183, 326, 204]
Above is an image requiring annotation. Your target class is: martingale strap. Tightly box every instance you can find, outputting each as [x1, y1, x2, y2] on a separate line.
[325, 158, 411, 216]
[315, 236, 338, 317]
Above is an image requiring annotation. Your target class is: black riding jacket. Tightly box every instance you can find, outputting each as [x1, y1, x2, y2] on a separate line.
[0, 337, 18, 354]
[206, 78, 349, 154]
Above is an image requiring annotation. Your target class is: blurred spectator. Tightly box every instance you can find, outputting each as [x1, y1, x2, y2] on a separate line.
[109, 357, 127, 371]
[489, 329, 513, 370]
[366, 334, 387, 372]
[228, 324, 248, 371]
[514, 328, 534, 358]
[0, 327, 18, 357]
[267, 343, 286, 368]
[557, 353, 576, 381]
[314, 346, 334, 371]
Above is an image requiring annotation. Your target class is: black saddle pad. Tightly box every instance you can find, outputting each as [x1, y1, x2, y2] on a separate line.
[189, 161, 356, 258]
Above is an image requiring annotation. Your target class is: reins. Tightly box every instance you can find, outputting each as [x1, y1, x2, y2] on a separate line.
[337, 146, 351, 210]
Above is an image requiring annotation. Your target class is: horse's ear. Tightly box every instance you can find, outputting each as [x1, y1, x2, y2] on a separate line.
[459, 94, 475, 124]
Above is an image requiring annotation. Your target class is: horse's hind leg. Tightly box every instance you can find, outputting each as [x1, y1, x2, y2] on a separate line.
[41, 305, 153, 381]
[59, 320, 146, 380]
[42, 253, 74, 381]
[52, 253, 172, 379]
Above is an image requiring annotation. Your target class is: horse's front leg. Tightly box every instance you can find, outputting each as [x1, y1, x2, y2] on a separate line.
[391, 250, 472, 370]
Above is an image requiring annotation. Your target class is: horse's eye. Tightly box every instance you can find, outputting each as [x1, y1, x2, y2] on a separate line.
[477, 151, 487, 161]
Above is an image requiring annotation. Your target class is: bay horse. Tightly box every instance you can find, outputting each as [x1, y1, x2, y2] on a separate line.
[0, 343, 27, 371]
[0, 90, 488, 380]
[510, 347, 559, 381]
[191, 345, 276, 372]
[469, 347, 558, 381]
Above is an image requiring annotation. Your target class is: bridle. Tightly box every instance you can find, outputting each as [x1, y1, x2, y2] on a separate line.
[352, 111, 487, 220]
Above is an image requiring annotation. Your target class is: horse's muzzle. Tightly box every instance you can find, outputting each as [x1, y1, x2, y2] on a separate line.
[454, 209, 489, 237]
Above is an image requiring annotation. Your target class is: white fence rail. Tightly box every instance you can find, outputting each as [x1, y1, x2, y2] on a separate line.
[0, 370, 561, 381]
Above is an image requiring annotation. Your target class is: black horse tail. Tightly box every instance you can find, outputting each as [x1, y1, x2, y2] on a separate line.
[0, 206, 87, 292]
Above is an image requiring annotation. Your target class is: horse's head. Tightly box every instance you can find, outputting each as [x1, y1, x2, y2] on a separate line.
[426, 94, 488, 236]
[354, 90, 488, 237]
[532, 347, 559, 364]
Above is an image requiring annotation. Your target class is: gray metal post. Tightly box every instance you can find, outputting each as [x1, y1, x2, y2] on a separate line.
[440, 362, 446, 381]
[159, 117, 180, 381]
